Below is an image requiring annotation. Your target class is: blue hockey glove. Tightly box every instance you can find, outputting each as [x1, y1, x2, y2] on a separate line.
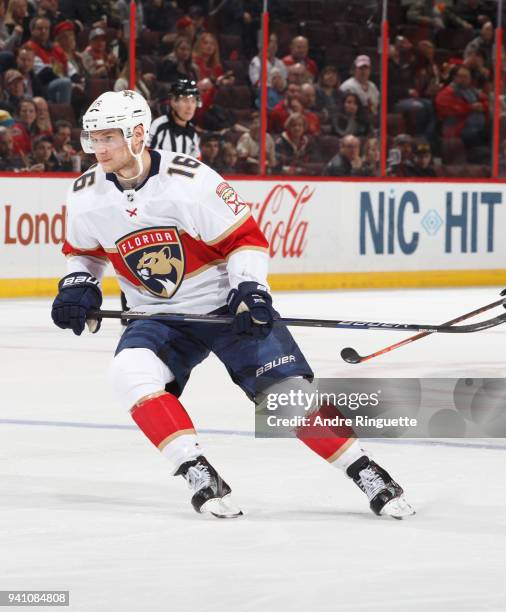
[51, 273, 102, 336]
[227, 282, 276, 339]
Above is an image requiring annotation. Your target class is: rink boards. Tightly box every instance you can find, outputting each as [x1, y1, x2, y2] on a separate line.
[1, 174, 506, 296]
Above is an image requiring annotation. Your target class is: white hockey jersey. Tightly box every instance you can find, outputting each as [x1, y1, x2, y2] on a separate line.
[63, 149, 269, 314]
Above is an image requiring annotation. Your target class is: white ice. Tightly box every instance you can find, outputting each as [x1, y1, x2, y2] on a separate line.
[1, 288, 506, 612]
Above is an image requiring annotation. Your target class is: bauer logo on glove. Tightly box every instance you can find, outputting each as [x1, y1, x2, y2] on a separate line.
[61, 274, 100, 288]
[51, 272, 103, 336]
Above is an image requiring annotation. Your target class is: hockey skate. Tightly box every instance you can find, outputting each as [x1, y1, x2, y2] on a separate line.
[175, 456, 243, 519]
[346, 456, 415, 519]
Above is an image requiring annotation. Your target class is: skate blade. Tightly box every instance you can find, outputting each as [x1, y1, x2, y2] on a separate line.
[380, 495, 415, 519]
[201, 494, 243, 519]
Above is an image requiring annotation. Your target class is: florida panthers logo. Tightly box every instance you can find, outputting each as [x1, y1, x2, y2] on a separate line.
[116, 227, 185, 298]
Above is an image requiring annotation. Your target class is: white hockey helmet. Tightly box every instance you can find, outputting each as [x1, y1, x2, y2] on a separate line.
[80, 90, 151, 154]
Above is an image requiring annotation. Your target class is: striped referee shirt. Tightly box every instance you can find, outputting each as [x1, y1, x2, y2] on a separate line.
[148, 112, 200, 158]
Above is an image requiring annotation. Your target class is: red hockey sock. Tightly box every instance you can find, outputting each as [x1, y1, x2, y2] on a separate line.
[296, 403, 357, 462]
[130, 392, 196, 451]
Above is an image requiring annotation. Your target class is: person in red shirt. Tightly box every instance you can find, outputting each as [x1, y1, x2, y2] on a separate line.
[269, 82, 319, 136]
[25, 15, 72, 103]
[26, 16, 67, 76]
[435, 65, 489, 148]
[299, 83, 321, 135]
[192, 31, 224, 82]
[282, 36, 318, 78]
[268, 82, 301, 133]
[274, 111, 320, 174]
[53, 20, 84, 81]
[11, 97, 50, 156]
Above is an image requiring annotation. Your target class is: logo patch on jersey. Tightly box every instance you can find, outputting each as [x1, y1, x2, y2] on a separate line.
[116, 227, 185, 298]
[216, 182, 247, 215]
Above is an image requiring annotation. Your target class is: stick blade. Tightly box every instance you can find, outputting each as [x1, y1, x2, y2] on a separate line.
[340, 347, 361, 364]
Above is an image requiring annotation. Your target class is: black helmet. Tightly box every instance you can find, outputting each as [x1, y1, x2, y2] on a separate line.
[169, 78, 201, 105]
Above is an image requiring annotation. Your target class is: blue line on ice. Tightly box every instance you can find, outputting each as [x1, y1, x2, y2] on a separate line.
[1, 418, 505, 450]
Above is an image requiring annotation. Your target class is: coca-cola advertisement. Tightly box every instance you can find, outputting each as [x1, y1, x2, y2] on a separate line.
[248, 183, 312, 260]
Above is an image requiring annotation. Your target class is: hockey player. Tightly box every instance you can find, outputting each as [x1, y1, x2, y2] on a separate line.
[148, 78, 201, 157]
[51, 90, 414, 519]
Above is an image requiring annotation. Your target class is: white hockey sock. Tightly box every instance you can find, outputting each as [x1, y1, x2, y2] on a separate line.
[160, 434, 204, 474]
[329, 439, 368, 472]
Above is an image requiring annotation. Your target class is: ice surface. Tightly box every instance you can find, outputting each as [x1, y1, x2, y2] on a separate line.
[1, 288, 505, 611]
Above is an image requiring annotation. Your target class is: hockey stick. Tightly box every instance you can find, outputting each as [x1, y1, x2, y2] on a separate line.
[340, 298, 505, 364]
[94, 309, 506, 334]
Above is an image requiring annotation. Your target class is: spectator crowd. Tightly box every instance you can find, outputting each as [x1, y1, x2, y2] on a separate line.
[0, 0, 503, 177]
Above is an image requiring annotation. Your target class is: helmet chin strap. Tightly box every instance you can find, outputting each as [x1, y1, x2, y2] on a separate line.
[115, 138, 146, 182]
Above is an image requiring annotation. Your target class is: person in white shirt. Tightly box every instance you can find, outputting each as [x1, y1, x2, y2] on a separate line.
[249, 32, 287, 89]
[339, 54, 380, 116]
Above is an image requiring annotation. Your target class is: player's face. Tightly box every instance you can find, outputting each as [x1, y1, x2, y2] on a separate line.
[85, 129, 130, 171]
[171, 96, 197, 121]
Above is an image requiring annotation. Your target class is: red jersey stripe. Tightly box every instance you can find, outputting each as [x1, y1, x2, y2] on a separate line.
[62, 240, 108, 259]
[206, 216, 269, 258]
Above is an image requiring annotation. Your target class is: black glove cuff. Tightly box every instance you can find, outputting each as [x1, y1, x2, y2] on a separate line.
[238, 281, 272, 302]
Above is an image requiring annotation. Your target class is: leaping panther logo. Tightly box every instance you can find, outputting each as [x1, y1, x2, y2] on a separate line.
[116, 227, 185, 298]
[136, 246, 184, 297]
